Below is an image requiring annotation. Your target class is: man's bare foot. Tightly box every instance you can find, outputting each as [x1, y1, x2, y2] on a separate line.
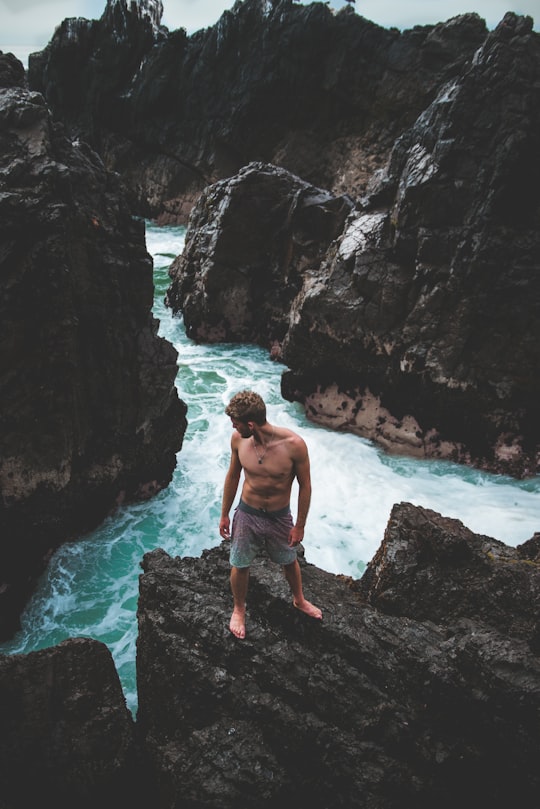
[229, 606, 246, 639]
[293, 598, 322, 620]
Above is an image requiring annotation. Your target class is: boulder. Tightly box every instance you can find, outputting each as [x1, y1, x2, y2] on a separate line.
[0, 637, 149, 809]
[166, 161, 354, 346]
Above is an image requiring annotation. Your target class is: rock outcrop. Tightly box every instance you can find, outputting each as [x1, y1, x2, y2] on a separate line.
[0, 52, 187, 640]
[166, 161, 354, 346]
[280, 11, 540, 477]
[3, 7, 538, 802]
[1, 503, 539, 808]
[22, 1, 540, 477]
[27, 0, 488, 223]
[167, 12, 540, 479]
[0, 638, 148, 809]
[21, 3, 540, 479]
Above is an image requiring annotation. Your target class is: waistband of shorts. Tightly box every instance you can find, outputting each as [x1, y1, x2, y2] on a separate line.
[237, 499, 291, 518]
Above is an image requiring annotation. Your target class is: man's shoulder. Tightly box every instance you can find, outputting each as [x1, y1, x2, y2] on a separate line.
[282, 428, 307, 456]
[284, 425, 304, 440]
[231, 430, 244, 449]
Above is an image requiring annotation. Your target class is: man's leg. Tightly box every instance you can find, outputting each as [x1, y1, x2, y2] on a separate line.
[283, 559, 322, 620]
[230, 566, 250, 638]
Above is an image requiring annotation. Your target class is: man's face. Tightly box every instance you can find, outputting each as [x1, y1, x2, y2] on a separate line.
[230, 418, 253, 438]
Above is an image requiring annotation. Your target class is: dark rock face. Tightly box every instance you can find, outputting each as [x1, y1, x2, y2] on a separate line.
[166, 161, 354, 346]
[281, 12, 540, 477]
[2, 503, 539, 807]
[0, 50, 26, 88]
[0, 53, 187, 640]
[20, 3, 540, 478]
[0, 637, 148, 809]
[134, 521, 540, 808]
[357, 504, 540, 645]
[27, 0, 487, 223]
[166, 13, 540, 478]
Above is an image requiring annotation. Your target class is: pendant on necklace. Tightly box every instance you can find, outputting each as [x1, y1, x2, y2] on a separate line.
[253, 428, 274, 465]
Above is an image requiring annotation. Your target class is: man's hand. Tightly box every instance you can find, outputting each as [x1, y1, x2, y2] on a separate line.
[288, 524, 304, 547]
[219, 516, 231, 539]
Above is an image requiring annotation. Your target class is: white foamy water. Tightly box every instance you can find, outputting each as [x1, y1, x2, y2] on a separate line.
[1, 221, 538, 715]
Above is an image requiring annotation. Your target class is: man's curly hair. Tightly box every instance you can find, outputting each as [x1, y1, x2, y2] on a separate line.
[225, 390, 267, 425]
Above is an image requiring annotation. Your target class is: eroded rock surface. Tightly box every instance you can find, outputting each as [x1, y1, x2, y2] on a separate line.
[27, 0, 488, 222]
[0, 637, 148, 809]
[166, 161, 354, 346]
[134, 503, 540, 808]
[2, 503, 538, 808]
[281, 12, 540, 478]
[0, 53, 187, 639]
[22, 2, 540, 478]
[166, 13, 540, 478]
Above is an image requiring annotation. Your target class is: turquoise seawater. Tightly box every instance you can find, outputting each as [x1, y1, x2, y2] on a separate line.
[1, 222, 538, 716]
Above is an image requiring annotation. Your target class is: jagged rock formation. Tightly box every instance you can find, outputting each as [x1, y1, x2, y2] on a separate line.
[283, 12, 540, 478]
[27, 0, 488, 223]
[166, 161, 355, 345]
[167, 12, 540, 479]
[28, 0, 167, 136]
[0, 638, 148, 809]
[3, 7, 538, 804]
[2, 503, 539, 808]
[0, 52, 187, 640]
[24, 2, 540, 478]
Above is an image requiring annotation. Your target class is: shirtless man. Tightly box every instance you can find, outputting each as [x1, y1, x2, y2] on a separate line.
[219, 390, 322, 639]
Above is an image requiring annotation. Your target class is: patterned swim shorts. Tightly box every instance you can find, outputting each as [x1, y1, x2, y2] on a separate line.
[230, 499, 297, 568]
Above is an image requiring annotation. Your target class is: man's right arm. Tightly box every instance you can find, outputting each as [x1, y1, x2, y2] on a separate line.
[219, 437, 242, 539]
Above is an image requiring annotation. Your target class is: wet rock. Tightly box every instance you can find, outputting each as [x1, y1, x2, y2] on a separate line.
[0, 637, 148, 809]
[165, 14, 540, 478]
[27, 0, 487, 221]
[281, 12, 540, 478]
[0, 53, 187, 640]
[166, 161, 354, 345]
[2, 503, 538, 808]
[134, 502, 540, 808]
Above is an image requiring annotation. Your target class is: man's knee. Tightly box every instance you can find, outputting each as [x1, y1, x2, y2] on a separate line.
[231, 565, 250, 575]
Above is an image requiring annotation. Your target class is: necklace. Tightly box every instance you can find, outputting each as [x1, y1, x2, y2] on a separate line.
[252, 427, 275, 464]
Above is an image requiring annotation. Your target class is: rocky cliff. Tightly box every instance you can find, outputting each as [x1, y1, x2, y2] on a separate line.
[27, 0, 488, 223]
[25, 2, 540, 478]
[2, 5, 539, 805]
[166, 162, 355, 345]
[1, 502, 539, 808]
[0, 638, 147, 809]
[166, 11, 540, 479]
[0, 52, 187, 640]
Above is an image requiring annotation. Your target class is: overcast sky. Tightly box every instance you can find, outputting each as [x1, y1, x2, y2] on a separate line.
[1, 0, 538, 62]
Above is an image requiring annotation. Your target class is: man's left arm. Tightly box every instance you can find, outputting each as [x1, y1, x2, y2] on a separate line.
[289, 439, 312, 547]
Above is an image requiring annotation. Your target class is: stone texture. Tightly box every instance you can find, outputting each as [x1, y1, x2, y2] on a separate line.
[27, 0, 487, 222]
[166, 13, 540, 478]
[166, 161, 354, 347]
[134, 503, 540, 808]
[22, 4, 540, 477]
[1, 503, 539, 808]
[280, 12, 540, 478]
[0, 55, 187, 640]
[0, 637, 149, 809]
